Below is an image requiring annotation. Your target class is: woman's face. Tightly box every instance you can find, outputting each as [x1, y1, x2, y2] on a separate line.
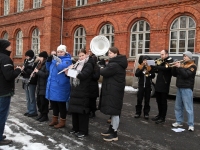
[38, 57, 44, 62]
[108, 50, 117, 58]
[78, 52, 86, 61]
[57, 50, 65, 56]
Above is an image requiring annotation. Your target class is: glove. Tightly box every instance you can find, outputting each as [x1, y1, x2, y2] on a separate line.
[47, 55, 53, 62]
[53, 55, 61, 64]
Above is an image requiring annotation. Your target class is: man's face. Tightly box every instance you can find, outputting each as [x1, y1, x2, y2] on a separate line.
[183, 55, 190, 61]
[160, 50, 168, 59]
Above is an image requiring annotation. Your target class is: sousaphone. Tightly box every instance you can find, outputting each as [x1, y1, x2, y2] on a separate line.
[90, 35, 110, 56]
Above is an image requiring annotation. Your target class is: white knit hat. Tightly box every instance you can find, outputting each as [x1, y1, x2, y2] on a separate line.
[57, 45, 67, 53]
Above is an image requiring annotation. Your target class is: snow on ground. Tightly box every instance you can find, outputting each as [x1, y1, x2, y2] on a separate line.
[98, 84, 138, 92]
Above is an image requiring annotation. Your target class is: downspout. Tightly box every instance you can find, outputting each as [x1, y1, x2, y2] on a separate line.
[60, 0, 64, 44]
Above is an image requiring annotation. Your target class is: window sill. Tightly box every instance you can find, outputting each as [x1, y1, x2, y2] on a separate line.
[13, 55, 23, 59]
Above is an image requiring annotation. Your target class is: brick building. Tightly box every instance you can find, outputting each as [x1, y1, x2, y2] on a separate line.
[1, 0, 200, 83]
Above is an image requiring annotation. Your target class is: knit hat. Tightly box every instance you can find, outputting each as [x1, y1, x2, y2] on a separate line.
[57, 45, 67, 53]
[39, 51, 48, 59]
[183, 51, 192, 59]
[25, 50, 34, 58]
[0, 39, 11, 52]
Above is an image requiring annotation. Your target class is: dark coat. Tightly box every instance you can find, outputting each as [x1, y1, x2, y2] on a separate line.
[0, 50, 21, 96]
[69, 61, 93, 114]
[36, 61, 49, 95]
[99, 55, 128, 115]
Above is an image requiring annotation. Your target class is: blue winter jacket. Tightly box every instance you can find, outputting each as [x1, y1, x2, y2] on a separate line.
[45, 54, 72, 102]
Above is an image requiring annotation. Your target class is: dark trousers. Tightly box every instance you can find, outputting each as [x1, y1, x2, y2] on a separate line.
[37, 95, 49, 115]
[72, 113, 89, 135]
[51, 101, 66, 119]
[155, 92, 168, 120]
[89, 97, 97, 112]
[136, 86, 151, 115]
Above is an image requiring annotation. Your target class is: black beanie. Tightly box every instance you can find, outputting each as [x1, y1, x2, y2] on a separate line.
[25, 50, 34, 58]
[39, 51, 48, 59]
[0, 39, 11, 52]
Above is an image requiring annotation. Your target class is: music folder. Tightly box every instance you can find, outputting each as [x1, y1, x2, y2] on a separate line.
[147, 60, 155, 66]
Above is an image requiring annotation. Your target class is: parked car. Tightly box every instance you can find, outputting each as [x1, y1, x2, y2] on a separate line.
[132, 53, 200, 98]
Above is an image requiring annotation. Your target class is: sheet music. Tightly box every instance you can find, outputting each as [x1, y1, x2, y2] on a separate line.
[147, 60, 155, 66]
[67, 69, 78, 78]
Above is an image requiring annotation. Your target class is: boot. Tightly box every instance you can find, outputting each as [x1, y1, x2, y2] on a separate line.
[36, 114, 43, 121]
[101, 125, 114, 136]
[49, 116, 58, 126]
[39, 114, 49, 122]
[103, 131, 118, 142]
[0, 139, 12, 145]
[54, 118, 66, 128]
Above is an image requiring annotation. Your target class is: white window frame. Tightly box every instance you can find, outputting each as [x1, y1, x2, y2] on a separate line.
[99, 24, 114, 47]
[33, 0, 42, 8]
[17, 0, 24, 12]
[74, 27, 86, 56]
[4, 0, 10, 16]
[76, 0, 87, 6]
[169, 16, 196, 54]
[16, 31, 23, 56]
[31, 28, 40, 55]
[3, 32, 9, 40]
[130, 20, 150, 57]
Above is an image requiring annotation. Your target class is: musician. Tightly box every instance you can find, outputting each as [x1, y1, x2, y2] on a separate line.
[171, 51, 196, 131]
[99, 47, 128, 142]
[134, 55, 155, 119]
[46, 45, 72, 128]
[151, 50, 173, 124]
[0, 39, 22, 145]
[22, 50, 38, 117]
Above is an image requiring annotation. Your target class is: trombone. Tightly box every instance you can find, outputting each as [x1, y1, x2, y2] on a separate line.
[154, 58, 164, 66]
[166, 60, 184, 68]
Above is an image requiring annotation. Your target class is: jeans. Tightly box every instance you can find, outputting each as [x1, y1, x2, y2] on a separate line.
[0, 96, 11, 141]
[25, 84, 37, 115]
[175, 88, 194, 126]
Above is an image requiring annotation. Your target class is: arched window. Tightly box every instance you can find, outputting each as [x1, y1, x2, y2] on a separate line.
[130, 20, 150, 57]
[3, 32, 9, 40]
[74, 27, 86, 56]
[4, 0, 10, 15]
[16, 31, 23, 56]
[17, 0, 24, 12]
[31, 28, 40, 55]
[170, 16, 196, 53]
[33, 0, 42, 8]
[99, 24, 114, 47]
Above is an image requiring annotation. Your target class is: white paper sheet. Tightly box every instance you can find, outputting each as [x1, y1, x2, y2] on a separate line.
[147, 60, 155, 66]
[67, 69, 78, 78]
[171, 128, 185, 132]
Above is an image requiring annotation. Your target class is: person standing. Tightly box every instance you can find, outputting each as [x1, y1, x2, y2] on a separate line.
[46, 45, 72, 128]
[171, 51, 196, 131]
[151, 50, 173, 124]
[0, 39, 22, 145]
[99, 47, 128, 142]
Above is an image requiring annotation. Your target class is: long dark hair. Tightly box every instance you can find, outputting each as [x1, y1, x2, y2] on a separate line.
[109, 47, 120, 55]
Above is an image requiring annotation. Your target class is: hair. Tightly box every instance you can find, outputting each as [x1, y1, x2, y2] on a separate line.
[109, 47, 120, 55]
[77, 48, 86, 55]
[163, 50, 169, 54]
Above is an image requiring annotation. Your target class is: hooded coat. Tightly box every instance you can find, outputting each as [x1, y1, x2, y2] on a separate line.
[99, 55, 128, 115]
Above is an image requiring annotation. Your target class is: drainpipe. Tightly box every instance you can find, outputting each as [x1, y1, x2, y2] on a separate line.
[60, 0, 64, 44]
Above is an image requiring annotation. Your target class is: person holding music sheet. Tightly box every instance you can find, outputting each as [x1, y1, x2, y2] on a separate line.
[134, 55, 155, 119]
[22, 50, 38, 117]
[151, 50, 173, 124]
[171, 51, 196, 131]
[0, 39, 22, 145]
[99, 47, 128, 142]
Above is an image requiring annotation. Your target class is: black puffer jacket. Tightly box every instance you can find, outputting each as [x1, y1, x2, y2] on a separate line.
[69, 61, 93, 114]
[172, 60, 196, 90]
[0, 50, 21, 96]
[36, 61, 49, 95]
[99, 55, 128, 115]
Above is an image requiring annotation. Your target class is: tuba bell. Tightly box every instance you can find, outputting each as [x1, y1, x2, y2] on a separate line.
[90, 35, 110, 56]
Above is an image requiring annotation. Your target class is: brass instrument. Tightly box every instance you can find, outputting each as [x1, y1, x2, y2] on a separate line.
[16, 59, 28, 83]
[155, 58, 164, 66]
[166, 60, 184, 68]
[138, 63, 151, 77]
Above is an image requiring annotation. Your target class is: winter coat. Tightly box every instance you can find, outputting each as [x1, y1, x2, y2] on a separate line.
[45, 54, 72, 102]
[99, 55, 128, 115]
[36, 61, 49, 95]
[0, 49, 21, 96]
[69, 61, 93, 114]
[172, 60, 196, 90]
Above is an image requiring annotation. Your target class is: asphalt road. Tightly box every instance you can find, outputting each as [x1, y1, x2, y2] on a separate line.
[2, 82, 200, 150]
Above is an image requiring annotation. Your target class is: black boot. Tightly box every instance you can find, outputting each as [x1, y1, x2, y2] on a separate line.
[89, 111, 96, 118]
[101, 125, 114, 136]
[155, 118, 165, 124]
[39, 114, 49, 122]
[36, 114, 43, 121]
[0, 139, 12, 145]
[151, 115, 160, 121]
[103, 131, 118, 142]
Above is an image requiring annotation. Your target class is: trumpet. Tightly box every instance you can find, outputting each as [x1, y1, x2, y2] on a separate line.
[166, 60, 184, 68]
[138, 63, 151, 77]
[155, 58, 164, 66]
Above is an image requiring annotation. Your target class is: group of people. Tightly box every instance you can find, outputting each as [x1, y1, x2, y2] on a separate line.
[0, 39, 128, 146]
[134, 50, 196, 132]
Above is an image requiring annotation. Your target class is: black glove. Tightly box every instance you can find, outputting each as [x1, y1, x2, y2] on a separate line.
[47, 55, 53, 62]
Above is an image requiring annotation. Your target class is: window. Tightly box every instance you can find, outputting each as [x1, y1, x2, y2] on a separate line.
[76, 0, 87, 6]
[130, 20, 150, 57]
[170, 16, 196, 53]
[74, 27, 86, 56]
[33, 0, 42, 8]
[31, 28, 40, 55]
[4, 0, 9, 15]
[3, 32, 9, 40]
[17, 0, 24, 12]
[16, 31, 23, 56]
[99, 24, 114, 47]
